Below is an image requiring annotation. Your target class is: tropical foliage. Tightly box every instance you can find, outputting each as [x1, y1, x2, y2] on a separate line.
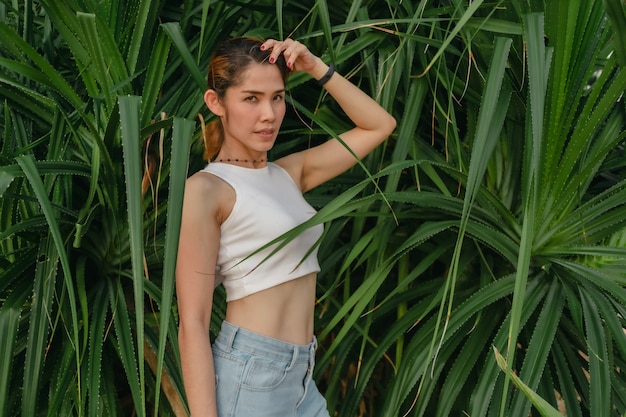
[1, 0, 625, 416]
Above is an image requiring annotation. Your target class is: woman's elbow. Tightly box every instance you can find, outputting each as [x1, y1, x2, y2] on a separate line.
[382, 113, 396, 137]
[366, 113, 395, 147]
[178, 316, 211, 340]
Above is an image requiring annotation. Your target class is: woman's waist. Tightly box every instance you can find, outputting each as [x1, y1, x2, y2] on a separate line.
[214, 320, 317, 365]
[224, 273, 317, 344]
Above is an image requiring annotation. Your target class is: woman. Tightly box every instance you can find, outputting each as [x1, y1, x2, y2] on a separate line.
[176, 37, 395, 417]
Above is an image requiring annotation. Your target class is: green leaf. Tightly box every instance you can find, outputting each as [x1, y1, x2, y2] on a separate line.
[15, 155, 82, 405]
[153, 116, 194, 417]
[87, 283, 109, 417]
[603, 0, 626, 66]
[127, 0, 155, 74]
[0, 171, 13, 197]
[0, 281, 29, 417]
[581, 289, 611, 416]
[140, 27, 172, 126]
[161, 22, 206, 90]
[118, 95, 146, 417]
[21, 238, 59, 417]
[76, 12, 128, 108]
[494, 347, 564, 417]
[510, 278, 565, 416]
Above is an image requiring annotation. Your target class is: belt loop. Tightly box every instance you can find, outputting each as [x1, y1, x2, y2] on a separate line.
[287, 345, 299, 370]
[225, 322, 238, 352]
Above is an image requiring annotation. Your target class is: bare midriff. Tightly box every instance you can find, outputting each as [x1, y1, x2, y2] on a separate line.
[224, 272, 317, 345]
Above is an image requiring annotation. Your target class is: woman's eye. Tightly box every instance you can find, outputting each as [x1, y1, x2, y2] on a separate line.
[273, 94, 284, 101]
[245, 96, 257, 102]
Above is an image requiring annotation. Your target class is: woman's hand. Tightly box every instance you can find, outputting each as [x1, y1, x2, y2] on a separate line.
[261, 38, 327, 79]
[269, 39, 395, 193]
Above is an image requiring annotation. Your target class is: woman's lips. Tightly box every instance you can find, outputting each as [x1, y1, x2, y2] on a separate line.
[256, 129, 275, 138]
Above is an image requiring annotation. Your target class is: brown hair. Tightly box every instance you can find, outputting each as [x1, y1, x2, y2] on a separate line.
[202, 37, 290, 161]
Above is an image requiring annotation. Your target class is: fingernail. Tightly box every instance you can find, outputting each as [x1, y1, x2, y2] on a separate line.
[260, 44, 265, 50]
[269, 57, 275, 63]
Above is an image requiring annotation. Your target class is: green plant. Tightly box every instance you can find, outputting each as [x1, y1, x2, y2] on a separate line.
[310, 1, 626, 416]
[1, 0, 625, 416]
[0, 1, 201, 415]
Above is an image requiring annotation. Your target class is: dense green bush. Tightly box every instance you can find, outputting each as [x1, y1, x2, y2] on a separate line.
[1, 1, 625, 416]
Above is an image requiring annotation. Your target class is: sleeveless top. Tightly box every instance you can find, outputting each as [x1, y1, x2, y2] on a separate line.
[201, 162, 323, 301]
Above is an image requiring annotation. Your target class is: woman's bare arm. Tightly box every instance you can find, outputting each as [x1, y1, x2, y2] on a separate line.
[176, 173, 226, 417]
[265, 39, 396, 192]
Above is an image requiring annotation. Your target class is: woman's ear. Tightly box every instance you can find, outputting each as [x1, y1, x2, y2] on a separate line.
[204, 89, 224, 116]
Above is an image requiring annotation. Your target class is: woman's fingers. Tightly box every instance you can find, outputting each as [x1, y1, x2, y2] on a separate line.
[261, 38, 316, 71]
[260, 39, 288, 62]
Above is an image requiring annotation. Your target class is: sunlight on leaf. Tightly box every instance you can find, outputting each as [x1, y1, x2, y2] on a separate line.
[0, 171, 13, 197]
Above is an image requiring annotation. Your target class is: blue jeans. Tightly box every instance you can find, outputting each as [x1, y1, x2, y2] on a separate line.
[212, 321, 330, 417]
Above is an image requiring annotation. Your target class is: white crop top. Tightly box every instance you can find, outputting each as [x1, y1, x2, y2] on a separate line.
[201, 162, 323, 301]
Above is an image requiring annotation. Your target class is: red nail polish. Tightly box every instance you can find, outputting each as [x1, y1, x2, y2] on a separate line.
[269, 57, 275, 63]
[260, 45, 265, 50]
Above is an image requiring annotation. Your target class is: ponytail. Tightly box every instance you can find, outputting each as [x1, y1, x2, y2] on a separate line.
[199, 114, 223, 162]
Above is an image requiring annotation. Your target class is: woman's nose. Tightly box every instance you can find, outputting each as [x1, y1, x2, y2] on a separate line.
[259, 100, 275, 121]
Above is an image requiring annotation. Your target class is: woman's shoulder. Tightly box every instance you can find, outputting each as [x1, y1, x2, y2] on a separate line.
[186, 168, 225, 192]
[184, 169, 236, 223]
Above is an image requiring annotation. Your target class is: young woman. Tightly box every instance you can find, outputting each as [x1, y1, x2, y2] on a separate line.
[176, 37, 396, 417]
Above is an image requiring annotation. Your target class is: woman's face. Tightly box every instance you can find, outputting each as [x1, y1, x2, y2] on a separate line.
[217, 62, 286, 155]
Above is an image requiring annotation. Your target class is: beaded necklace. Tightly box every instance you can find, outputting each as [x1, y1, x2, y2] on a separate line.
[216, 158, 267, 163]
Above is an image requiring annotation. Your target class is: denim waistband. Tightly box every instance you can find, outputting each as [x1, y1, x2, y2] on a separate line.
[215, 320, 317, 365]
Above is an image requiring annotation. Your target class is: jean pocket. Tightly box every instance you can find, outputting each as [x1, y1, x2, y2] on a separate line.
[241, 357, 289, 391]
[213, 348, 246, 387]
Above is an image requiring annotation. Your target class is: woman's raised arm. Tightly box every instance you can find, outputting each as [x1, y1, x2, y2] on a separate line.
[264, 38, 396, 192]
